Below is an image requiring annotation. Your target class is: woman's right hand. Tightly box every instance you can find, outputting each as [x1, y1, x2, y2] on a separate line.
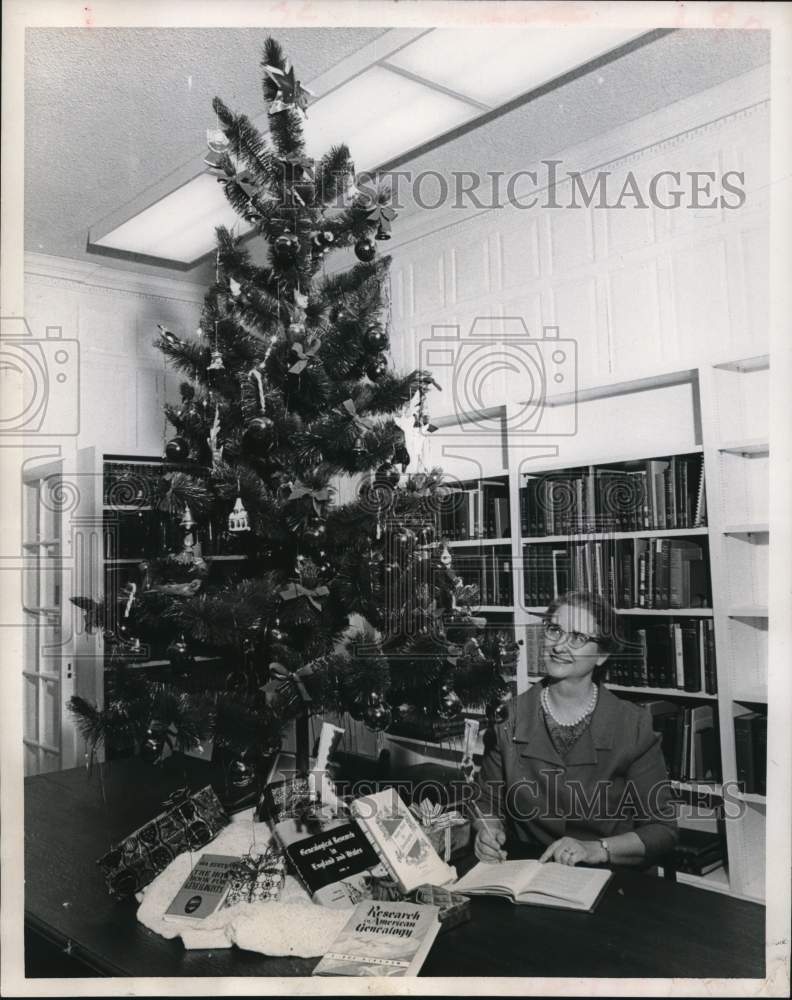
[474, 820, 507, 862]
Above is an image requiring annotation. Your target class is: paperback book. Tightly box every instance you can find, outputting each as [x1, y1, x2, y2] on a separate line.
[312, 900, 441, 977]
[163, 853, 238, 922]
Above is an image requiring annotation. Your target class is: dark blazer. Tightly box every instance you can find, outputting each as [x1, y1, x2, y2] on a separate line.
[477, 683, 678, 861]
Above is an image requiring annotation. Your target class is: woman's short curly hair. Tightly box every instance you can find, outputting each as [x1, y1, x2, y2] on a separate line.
[544, 591, 628, 676]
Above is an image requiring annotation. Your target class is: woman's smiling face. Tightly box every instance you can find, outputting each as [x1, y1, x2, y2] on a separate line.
[542, 602, 608, 681]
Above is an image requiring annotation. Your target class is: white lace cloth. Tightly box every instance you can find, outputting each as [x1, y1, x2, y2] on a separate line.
[134, 807, 348, 955]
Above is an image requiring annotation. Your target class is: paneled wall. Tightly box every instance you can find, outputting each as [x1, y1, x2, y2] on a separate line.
[24, 255, 205, 457]
[385, 68, 769, 415]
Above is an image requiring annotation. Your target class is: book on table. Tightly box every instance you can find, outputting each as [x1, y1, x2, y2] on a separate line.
[453, 860, 613, 912]
[163, 853, 239, 922]
[312, 899, 441, 977]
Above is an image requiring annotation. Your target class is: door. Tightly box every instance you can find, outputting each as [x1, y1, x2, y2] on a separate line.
[21, 448, 103, 774]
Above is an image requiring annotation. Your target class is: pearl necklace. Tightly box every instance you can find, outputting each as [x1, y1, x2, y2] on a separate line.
[541, 684, 598, 727]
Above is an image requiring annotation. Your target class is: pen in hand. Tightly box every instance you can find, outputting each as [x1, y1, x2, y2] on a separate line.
[467, 799, 507, 863]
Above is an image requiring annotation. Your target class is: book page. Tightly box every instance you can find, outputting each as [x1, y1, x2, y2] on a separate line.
[525, 863, 608, 905]
[454, 861, 538, 896]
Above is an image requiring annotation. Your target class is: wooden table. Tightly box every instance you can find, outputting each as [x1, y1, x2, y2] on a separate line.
[25, 757, 765, 979]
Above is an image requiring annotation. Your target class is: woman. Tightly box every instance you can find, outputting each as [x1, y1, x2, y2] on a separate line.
[475, 591, 677, 867]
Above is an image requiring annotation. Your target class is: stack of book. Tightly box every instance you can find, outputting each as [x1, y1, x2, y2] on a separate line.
[734, 711, 767, 795]
[520, 453, 707, 537]
[673, 829, 725, 877]
[640, 700, 721, 783]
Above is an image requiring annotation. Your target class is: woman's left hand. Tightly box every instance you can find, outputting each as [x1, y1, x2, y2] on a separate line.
[539, 837, 603, 866]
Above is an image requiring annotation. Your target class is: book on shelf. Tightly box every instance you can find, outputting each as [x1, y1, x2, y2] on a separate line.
[639, 700, 721, 782]
[162, 853, 238, 922]
[274, 817, 380, 908]
[349, 787, 456, 895]
[453, 860, 613, 912]
[438, 479, 510, 541]
[312, 899, 441, 977]
[734, 711, 767, 796]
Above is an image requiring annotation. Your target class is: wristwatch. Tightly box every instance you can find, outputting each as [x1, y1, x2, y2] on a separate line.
[599, 839, 611, 864]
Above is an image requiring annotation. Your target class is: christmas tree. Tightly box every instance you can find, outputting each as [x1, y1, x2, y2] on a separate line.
[69, 38, 514, 786]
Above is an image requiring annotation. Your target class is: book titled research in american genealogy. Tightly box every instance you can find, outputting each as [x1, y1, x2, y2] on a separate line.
[312, 900, 441, 977]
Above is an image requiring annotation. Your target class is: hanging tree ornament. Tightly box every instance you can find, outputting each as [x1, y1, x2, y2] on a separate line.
[438, 683, 463, 719]
[365, 202, 398, 241]
[364, 324, 389, 352]
[180, 505, 196, 550]
[354, 234, 377, 263]
[273, 229, 300, 264]
[165, 437, 190, 462]
[363, 693, 392, 733]
[228, 493, 251, 533]
[207, 405, 224, 469]
[228, 754, 256, 790]
[207, 349, 225, 372]
[366, 354, 388, 382]
[206, 125, 230, 154]
[167, 633, 195, 673]
[156, 324, 182, 349]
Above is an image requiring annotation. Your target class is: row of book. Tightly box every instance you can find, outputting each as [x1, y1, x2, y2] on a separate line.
[522, 539, 711, 610]
[734, 710, 767, 796]
[643, 700, 721, 783]
[436, 480, 510, 540]
[529, 618, 717, 695]
[520, 453, 707, 536]
[609, 620, 718, 694]
[453, 554, 514, 606]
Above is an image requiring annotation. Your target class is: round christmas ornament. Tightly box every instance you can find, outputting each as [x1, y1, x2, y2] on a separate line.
[164, 437, 190, 462]
[366, 354, 388, 381]
[242, 415, 275, 452]
[269, 623, 287, 643]
[364, 694, 392, 733]
[489, 694, 511, 723]
[273, 230, 299, 263]
[228, 755, 255, 789]
[364, 325, 389, 352]
[354, 235, 376, 263]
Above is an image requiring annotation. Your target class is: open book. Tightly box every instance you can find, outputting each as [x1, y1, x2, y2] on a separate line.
[454, 860, 613, 912]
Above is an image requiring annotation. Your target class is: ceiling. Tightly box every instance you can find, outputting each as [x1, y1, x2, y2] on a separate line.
[24, 27, 770, 285]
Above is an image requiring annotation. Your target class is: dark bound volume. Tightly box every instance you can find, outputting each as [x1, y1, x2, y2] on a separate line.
[754, 714, 767, 796]
[734, 711, 760, 793]
[279, 822, 379, 896]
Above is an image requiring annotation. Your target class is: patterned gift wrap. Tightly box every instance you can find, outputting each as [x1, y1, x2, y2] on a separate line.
[224, 846, 286, 906]
[97, 785, 229, 897]
[256, 775, 313, 824]
[414, 883, 471, 933]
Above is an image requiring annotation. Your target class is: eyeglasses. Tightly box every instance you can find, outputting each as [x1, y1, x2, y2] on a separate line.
[543, 621, 601, 650]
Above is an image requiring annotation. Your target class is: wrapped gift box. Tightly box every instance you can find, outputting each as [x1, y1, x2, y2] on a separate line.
[414, 883, 471, 933]
[97, 785, 229, 898]
[409, 799, 471, 862]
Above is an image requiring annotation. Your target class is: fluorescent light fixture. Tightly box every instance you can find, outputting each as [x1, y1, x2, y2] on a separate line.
[303, 65, 480, 169]
[92, 173, 251, 264]
[385, 27, 647, 107]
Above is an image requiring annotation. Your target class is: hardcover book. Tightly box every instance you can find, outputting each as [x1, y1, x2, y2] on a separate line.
[274, 817, 380, 907]
[163, 853, 238, 921]
[350, 787, 457, 895]
[454, 860, 613, 912]
[312, 900, 441, 977]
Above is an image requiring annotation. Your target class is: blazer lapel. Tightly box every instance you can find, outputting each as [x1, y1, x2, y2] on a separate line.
[512, 684, 565, 767]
